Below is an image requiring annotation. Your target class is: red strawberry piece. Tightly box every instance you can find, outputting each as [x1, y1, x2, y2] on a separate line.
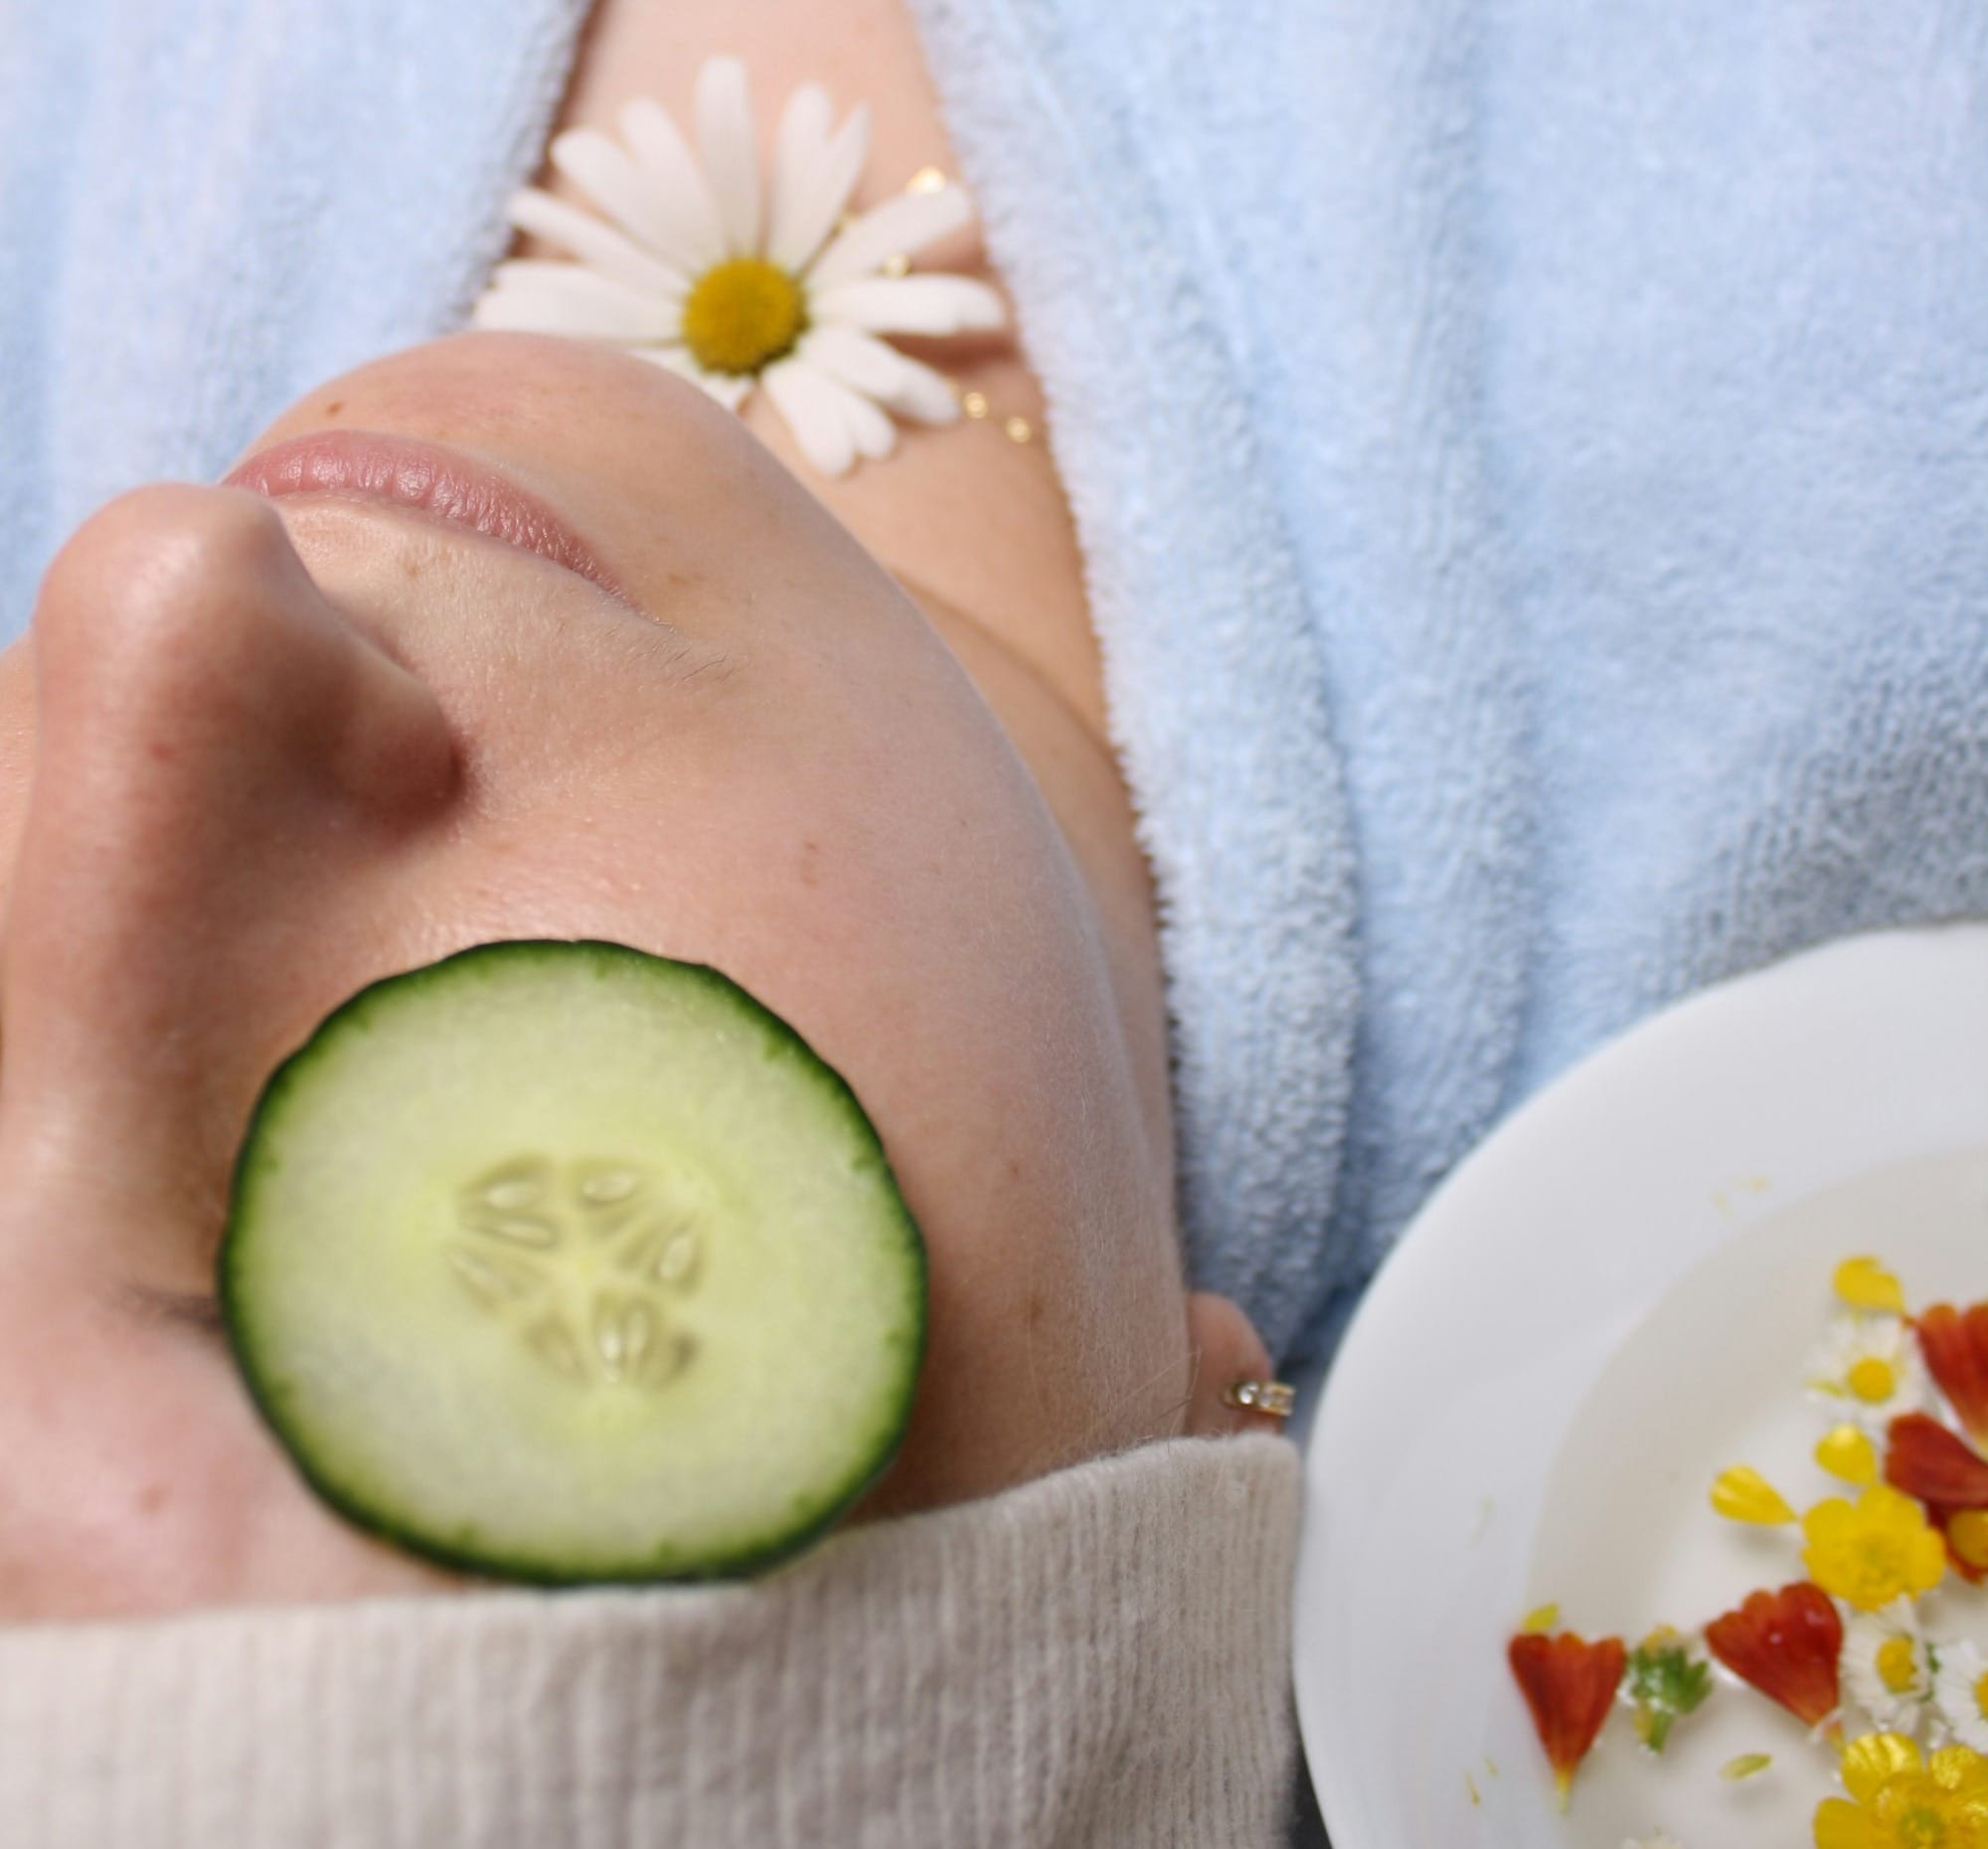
[1704, 1583, 1843, 1729]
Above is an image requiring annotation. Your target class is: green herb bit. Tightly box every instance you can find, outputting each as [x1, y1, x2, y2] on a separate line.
[1626, 1630, 1714, 1755]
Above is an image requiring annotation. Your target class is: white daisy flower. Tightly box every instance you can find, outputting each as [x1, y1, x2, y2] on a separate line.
[1806, 1312, 1928, 1430]
[470, 55, 1005, 478]
[1841, 1597, 1935, 1735]
[1934, 1637, 1988, 1752]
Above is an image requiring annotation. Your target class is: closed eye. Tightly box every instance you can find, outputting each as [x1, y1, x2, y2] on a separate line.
[122, 1282, 227, 1340]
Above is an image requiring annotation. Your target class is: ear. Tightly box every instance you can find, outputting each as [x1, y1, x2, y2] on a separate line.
[1182, 1290, 1280, 1435]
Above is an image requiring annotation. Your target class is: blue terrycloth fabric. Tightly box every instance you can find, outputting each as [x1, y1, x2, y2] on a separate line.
[911, 0, 1988, 1365]
[8, 0, 1988, 1370]
[0, 0, 593, 628]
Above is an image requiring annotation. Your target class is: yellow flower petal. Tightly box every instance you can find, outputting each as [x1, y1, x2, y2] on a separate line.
[1803, 1487, 1947, 1609]
[1812, 1795, 1869, 1849]
[1712, 1464, 1797, 1525]
[1834, 1256, 1906, 1315]
[1929, 1744, 1988, 1793]
[1820, 1736, 1988, 1845]
[1816, 1424, 1880, 1486]
[1519, 1602, 1559, 1634]
[1910, 1527, 1951, 1595]
[1952, 1510, 1988, 1572]
[1840, 1731, 1922, 1805]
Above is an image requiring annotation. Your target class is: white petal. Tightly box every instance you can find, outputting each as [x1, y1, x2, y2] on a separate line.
[695, 56, 761, 256]
[549, 127, 704, 272]
[471, 266, 682, 341]
[833, 379, 899, 461]
[762, 83, 834, 271]
[819, 364, 902, 464]
[798, 325, 961, 424]
[505, 189, 689, 300]
[633, 346, 754, 412]
[484, 256, 686, 326]
[617, 98, 729, 272]
[762, 103, 870, 279]
[785, 357, 900, 462]
[760, 357, 855, 477]
[804, 185, 974, 291]
[810, 273, 1005, 337]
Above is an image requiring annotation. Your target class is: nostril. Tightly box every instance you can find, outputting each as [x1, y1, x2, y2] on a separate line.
[0, 482, 460, 1184]
[30, 481, 457, 821]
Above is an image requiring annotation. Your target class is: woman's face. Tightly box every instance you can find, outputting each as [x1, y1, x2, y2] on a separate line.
[0, 332, 1251, 1619]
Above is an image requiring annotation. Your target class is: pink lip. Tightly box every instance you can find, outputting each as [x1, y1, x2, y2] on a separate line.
[223, 429, 632, 604]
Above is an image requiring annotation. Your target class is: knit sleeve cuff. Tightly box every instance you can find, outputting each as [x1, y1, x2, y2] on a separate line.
[0, 1431, 1302, 1848]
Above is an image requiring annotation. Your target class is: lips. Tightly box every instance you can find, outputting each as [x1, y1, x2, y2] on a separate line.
[223, 429, 630, 603]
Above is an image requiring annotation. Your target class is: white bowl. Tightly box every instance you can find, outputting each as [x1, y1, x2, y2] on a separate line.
[1295, 924, 1988, 1846]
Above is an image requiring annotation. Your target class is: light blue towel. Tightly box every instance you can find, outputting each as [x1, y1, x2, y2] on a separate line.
[913, 0, 1988, 1363]
[0, 0, 591, 608]
[8, 0, 1988, 1370]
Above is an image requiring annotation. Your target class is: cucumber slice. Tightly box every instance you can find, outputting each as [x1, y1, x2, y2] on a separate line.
[220, 939, 926, 1585]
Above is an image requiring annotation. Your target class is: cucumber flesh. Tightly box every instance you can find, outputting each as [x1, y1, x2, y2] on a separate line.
[220, 940, 927, 1584]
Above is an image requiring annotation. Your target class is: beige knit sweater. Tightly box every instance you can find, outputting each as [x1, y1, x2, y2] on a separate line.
[0, 1431, 1301, 1848]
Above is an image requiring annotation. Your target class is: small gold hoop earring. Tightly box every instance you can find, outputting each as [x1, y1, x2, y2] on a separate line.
[1221, 1380, 1297, 1421]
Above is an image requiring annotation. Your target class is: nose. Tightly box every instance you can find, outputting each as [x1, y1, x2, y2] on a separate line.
[0, 483, 456, 1217]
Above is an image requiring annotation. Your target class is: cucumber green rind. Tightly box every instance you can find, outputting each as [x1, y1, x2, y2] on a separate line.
[218, 938, 928, 1587]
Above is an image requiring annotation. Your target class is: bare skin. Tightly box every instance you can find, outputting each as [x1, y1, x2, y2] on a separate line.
[0, 0, 1276, 1621]
[540, 0, 1103, 734]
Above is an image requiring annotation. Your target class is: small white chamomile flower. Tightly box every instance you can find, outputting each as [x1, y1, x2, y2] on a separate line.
[1841, 1597, 1935, 1735]
[1807, 1312, 1928, 1430]
[1934, 1637, 1988, 1752]
[471, 55, 1006, 479]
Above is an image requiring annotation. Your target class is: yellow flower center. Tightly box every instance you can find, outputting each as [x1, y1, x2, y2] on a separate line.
[1803, 1486, 1948, 1610]
[1864, 1537, 1909, 1587]
[1879, 1635, 1921, 1694]
[1850, 1356, 1900, 1404]
[679, 257, 806, 376]
[1895, 1803, 1947, 1846]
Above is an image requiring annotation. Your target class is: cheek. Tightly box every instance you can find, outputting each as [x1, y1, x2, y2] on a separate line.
[0, 1289, 452, 1618]
[0, 638, 36, 888]
[676, 741, 1189, 1498]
